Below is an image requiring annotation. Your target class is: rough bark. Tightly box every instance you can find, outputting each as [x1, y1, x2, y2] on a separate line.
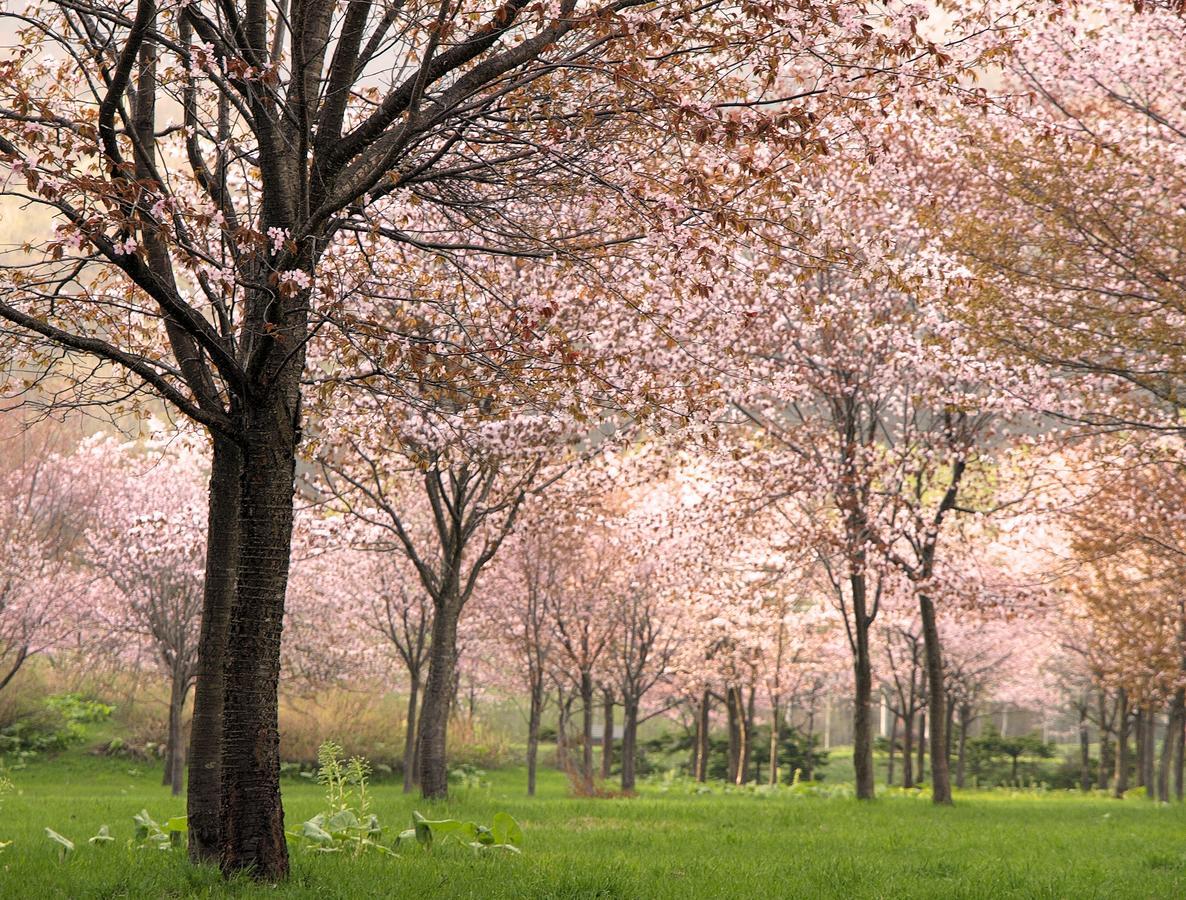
[402, 675, 420, 794]
[1157, 692, 1182, 802]
[187, 437, 241, 864]
[917, 709, 927, 786]
[417, 601, 461, 799]
[726, 685, 741, 783]
[218, 417, 299, 880]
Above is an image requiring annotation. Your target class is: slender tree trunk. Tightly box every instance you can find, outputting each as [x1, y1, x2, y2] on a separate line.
[556, 689, 570, 771]
[956, 705, 970, 790]
[417, 600, 461, 799]
[1079, 702, 1092, 792]
[580, 669, 595, 790]
[769, 696, 781, 786]
[902, 710, 915, 789]
[917, 709, 927, 785]
[526, 677, 543, 796]
[887, 712, 898, 787]
[166, 671, 186, 797]
[805, 702, 816, 782]
[218, 419, 299, 880]
[1098, 691, 1113, 791]
[1175, 710, 1184, 802]
[402, 674, 420, 794]
[852, 580, 875, 800]
[601, 689, 614, 780]
[721, 687, 740, 787]
[918, 595, 951, 804]
[1114, 688, 1130, 799]
[1134, 708, 1146, 789]
[695, 689, 710, 782]
[621, 699, 639, 792]
[188, 438, 241, 864]
[1157, 693, 1181, 802]
[164, 696, 176, 789]
[1143, 705, 1156, 800]
[737, 686, 754, 785]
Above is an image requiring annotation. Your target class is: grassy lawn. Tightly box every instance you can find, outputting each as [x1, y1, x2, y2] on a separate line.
[2, 751, 1185, 898]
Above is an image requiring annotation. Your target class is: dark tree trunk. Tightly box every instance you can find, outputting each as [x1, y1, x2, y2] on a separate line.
[580, 669, 595, 790]
[218, 419, 299, 880]
[1157, 692, 1182, 802]
[805, 702, 816, 782]
[918, 595, 951, 804]
[556, 692, 568, 770]
[1134, 708, 1146, 788]
[1175, 710, 1185, 802]
[402, 675, 420, 794]
[417, 601, 461, 799]
[1143, 706, 1156, 800]
[956, 705, 970, 789]
[769, 697, 781, 786]
[601, 689, 614, 780]
[165, 671, 186, 797]
[852, 578, 875, 800]
[917, 710, 927, 785]
[1079, 702, 1092, 792]
[187, 438, 241, 864]
[1114, 689, 1130, 799]
[526, 679, 543, 796]
[726, 685, 741, 783]
[739, 686, 755, 785]
[695, 689, 710, 782]
[887, 712, 898, 787]
[902, 711, 915, 789]
[621, 699, 639, 792]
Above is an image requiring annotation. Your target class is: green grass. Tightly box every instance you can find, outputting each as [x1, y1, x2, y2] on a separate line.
[2, 751, 1185, 898]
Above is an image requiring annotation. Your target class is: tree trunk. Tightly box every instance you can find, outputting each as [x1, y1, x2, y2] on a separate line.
[402, 674, 420, 794]
[956, 705, 970, 789]
[1175, 710, 1184, 802]
[218, 420, 298, 880]
[556, 689, 570, 771]
[1157, 692, 1182, 802]
[1097, 691, 1112, 791]
[165, 670, 186, 797]
[621, 699, 639, 792]
[580, 669, 595, 790]
[918, 594, 951, 804]
[736, 685, 753, 785]
[887, 712, 898, 787]
[1113, 688, 1129, 799]
[601, 689, 614, 780]
[163, 698, 175, 788]
[1134, 708, 1146, 788]
[1079, 702, 1092, 792]
[917, 709, 927, 785]
[1142, 706, 1156, 800]
[526, 678, 543, 796]
[902, 710, 915, 789]
[695, 689, 710, 782]
[726, 685, 741, 783]
[852, 582, 875, 800]
[769, 696, 781, 786]
[417, 601, 461, 799]
[187, 438, 241, 865]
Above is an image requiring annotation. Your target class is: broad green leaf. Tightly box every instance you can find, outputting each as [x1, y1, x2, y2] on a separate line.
[164, 816, 187, 834]
[299, 820, 333, 844]
[492, 812, 523, 847]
